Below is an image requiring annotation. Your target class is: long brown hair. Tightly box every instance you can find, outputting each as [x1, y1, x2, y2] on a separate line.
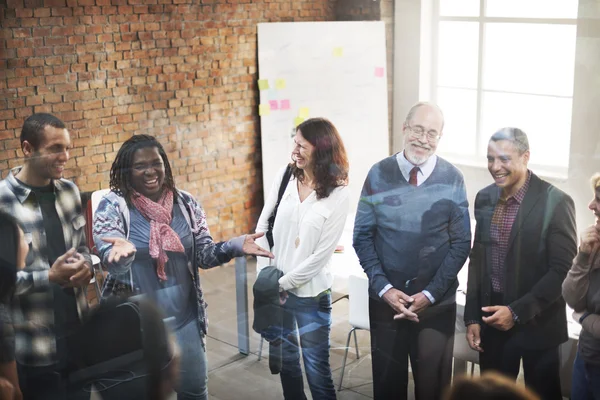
[292, 118, 349, 199]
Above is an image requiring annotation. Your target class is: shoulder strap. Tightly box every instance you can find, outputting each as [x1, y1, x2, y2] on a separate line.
[276, 165, 293, 208]
[266, 165, 293, 249]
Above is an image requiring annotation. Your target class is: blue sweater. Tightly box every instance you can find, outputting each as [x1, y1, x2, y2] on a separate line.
[353, 155, 471, 303]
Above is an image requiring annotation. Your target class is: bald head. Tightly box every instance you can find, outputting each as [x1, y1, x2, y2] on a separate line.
[404, 102, 445, 132]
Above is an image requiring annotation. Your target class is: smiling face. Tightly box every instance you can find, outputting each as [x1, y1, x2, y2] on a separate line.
[402, 105, 444, 165]
[292, 129, 315, 172]
[487, 139, 530, 198]
[130, 147, 166, 202]
[22, 125, 70, 186]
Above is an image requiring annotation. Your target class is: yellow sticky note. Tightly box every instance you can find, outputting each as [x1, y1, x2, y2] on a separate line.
[258, 79, 269, 91]
[259, 104, 270, 116]
[294, 117, 305, 127]
[333, 47, 343, 57]
[275, 79, 286, 90]
[298, 107, 309, 118]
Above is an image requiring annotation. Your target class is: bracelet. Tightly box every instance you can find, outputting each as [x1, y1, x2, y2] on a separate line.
[580, 312, 591, 324]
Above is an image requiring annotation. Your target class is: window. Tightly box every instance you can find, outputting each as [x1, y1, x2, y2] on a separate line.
[430, 0, 578, 177]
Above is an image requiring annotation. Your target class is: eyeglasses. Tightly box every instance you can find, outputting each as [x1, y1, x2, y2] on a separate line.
[407, 125, 440, 141]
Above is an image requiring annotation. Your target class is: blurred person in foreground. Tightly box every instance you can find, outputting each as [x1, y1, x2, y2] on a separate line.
[445, 372, 540, 400]
[0, 211, 29, 400]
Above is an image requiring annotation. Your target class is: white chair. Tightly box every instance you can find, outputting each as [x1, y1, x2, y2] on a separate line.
[338, 273, 370, 391]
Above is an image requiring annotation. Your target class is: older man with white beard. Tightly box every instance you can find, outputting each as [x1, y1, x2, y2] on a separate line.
[353, 102, 472, 400]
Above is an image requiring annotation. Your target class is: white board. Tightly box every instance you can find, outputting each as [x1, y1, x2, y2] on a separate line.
[257, 21, 390, 213]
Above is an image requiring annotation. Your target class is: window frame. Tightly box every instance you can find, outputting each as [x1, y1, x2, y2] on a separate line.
[429, 0, 578, 178]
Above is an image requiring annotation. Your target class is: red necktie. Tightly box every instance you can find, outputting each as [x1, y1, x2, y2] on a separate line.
[409, 167, 419, 186]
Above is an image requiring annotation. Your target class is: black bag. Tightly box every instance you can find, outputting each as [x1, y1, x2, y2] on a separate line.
[266, 165, 293, 249]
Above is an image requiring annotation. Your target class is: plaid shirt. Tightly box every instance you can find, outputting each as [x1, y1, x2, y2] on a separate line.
[490, 171, 532, 293]
[0, 167, 91, 367]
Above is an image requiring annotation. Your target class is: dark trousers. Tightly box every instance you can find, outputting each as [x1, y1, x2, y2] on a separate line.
[479, 294, 562, 400]
[17, 363, 90, 400]
[369, 298, 456, 400]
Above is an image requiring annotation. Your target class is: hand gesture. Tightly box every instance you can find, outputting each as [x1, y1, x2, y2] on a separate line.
[580, 225, 600, 255]
[66, 252, 93, 288]
[466, 323, 483, 352]
[102, 237, 137, 264]
[49, 248, 82, 286]
[382, 288, 418, 322]
[407, 292, 432, 315]
[482, 305, 515, 331]
[242, 232, 274, 259]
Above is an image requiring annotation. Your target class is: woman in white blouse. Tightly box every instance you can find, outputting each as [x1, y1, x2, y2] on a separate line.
[256, 118, 349, 400]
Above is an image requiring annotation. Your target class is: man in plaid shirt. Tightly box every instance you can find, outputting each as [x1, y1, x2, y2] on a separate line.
[0, 113, 92, 399]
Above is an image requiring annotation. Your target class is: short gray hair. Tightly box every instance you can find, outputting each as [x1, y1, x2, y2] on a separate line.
[489, 127, 530, 155]
[404, 102, 445, 131]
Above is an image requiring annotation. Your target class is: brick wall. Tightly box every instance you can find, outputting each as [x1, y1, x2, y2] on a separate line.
[0, 0, 335, 240]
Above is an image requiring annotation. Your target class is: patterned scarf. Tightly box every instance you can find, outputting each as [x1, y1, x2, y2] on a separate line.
[131, 190, 184, 281]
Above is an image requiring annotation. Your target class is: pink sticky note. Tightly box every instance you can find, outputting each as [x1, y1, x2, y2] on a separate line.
[269, 100, 279, 110]
[375, 67, 384, 77]
[280, 99, 290, 110]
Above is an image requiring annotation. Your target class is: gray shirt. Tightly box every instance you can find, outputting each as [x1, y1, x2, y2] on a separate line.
[563, 250, 600, 364]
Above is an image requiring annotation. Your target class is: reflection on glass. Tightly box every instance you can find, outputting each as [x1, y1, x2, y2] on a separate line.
[485, 0, 578, 19]
[437, 22, 479, 89]
[436, 87, 478, 156]
[439, 0, 480, 17]
[483, 23, 577, 97]
[480, 91, 572, 168]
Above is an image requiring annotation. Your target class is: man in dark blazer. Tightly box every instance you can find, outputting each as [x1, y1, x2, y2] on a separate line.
[464, 127, 577, 400]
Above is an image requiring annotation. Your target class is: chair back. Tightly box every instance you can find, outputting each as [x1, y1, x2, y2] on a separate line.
[348, 274, 370, 330]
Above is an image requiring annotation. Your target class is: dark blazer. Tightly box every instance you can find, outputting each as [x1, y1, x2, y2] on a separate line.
[464, 173, 577, 350]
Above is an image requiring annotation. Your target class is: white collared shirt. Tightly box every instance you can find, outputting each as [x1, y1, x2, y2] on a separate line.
[396, 151, 437, 186]
[256, 166, 349, 297]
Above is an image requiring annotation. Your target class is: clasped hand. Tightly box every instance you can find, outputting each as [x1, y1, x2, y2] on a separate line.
[48, 248, 92, 288]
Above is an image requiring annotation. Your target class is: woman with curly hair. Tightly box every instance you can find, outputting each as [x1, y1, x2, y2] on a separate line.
[93, 134, 272, 400]
[255, 118, 350, 399]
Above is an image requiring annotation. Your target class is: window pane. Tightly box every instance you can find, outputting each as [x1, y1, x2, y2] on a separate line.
[479, 92, 572, 168]
[486, 0, 578, 19]
[483, 23, 577, 97]
[436, 88, 478, 156]
[437, 22, 479, 89]
[439, 0, 480, 17]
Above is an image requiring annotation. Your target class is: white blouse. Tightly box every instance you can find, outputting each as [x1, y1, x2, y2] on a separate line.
[256, 165, 350, 297]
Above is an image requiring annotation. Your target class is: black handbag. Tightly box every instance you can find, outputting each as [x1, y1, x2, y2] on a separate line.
[266, 165, 293, 249]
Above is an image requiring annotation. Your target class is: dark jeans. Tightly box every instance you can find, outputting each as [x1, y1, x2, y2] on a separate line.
[369, 298, 456, 400]
[279, 291, 336, 400]
[18, 363, 90, 400]
[572, 351, 600, 400]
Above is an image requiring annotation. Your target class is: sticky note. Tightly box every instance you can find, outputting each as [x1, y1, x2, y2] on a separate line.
[275, 79, 286, 90]
[280, 99, 290, 110]
[333, 47, 343, 57]
[298, 107, 309, 118]
[259, 104, 270, 116]
[375, 67, 384, 77]
[294, 117, 305, 127]
[269, 100, 279, 110]
[258, 79, 269, 91]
